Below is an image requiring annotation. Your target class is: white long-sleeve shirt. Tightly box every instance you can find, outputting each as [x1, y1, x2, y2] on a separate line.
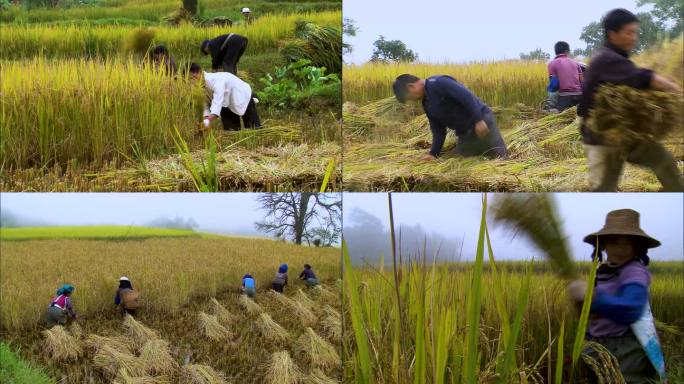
[203, 71, 252, 117]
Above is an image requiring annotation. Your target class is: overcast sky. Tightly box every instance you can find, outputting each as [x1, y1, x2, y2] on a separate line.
[0, 193, 338, 238]
[343, 193, 683, 262]
[344, 0, 649, 64]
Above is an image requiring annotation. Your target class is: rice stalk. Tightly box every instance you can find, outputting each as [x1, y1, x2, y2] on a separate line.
[93, 344, 148, 378]
[294, 327, 340, 371]
[198, 312, 233, 342]
[86, 334, 135, 354]
[256, 313, 291, 343]
[42, 325, 83, 361]
[579, 341, 626, 384]
[491, 193, 576, 279]
[294, 289, 317, 311]
[311, 285, 337, 302]
[238, 294, 263, 315]
[263, 351, 303, 384]
[268, 290, 316, 326]
[320, 306, 342, 343]
[69, 322, 83, 339]
[179, 364, 228, 384]
[140, 339, 177, 376]
[304, 369, 338, 384]
[123, 314, 161, 350]
[112, 368, 171, 384]
[209, 298, 235, 326]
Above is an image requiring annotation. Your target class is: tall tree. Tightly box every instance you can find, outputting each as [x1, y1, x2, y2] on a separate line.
[182, 0, 197, 15]
[343, 17, 359, 56]
[519, 48, 551, 61]
[370, 36, 418, 63]
[638, 0, 684, 36]
[255, 193, 341, 245]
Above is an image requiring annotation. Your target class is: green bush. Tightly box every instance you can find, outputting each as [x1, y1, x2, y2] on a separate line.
[257, 59, 339, 111]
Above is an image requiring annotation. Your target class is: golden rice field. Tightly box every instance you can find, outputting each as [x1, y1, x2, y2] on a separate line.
[343, 61, 548, 107]
[342, 197, 684, 383]
[341, 38, 683, 192]
[0, 11, 341, 60]
[0, 231, 341, 383]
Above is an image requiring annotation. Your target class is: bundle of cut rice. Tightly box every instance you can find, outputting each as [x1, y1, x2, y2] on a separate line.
[123, 315, 161, 350]
[263, 351, 303, 384]
[43, 325, 83, 361]
[587, 85, 683, 148]
[179, 364, 228, 384]
[198, 312, 233, 341]
[293, 327, 340, 371]
[256, 312, 291, 343]
[140, 339, 177, 375]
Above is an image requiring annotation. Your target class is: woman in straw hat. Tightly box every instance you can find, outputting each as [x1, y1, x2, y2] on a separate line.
[567, 209, 665, 383]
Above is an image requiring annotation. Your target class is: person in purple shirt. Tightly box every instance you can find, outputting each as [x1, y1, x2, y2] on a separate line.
[547, 41, 584, 111]
[392, 74, 508, 161]
[45, 284, 77, 328]
[298, 264, 319, 287]
[567, 209, 660, 383]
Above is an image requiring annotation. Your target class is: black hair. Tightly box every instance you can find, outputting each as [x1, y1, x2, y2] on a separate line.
[200, 39, 210, 54]
[602, 9, 640, 39]
[304, 264, 311, 269]
[554, 41, 570, 55]
[189, 62, 202, 74]
[152, 45, 169, 56]
[392, 74, 421, 103]
[118, 280, 133, 289]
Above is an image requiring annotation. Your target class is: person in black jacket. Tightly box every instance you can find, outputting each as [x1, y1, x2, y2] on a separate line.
[393, 74, 508, 160]
[200, 34, 249, 74]
[578, 9, 682, 192]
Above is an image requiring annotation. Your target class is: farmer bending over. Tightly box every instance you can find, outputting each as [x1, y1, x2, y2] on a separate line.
[578, 8, 682, 192]
[242, 273, 257, 298]
[548, 41, 584, 111]
[189, 63, 261, 131]
[567, 209, 665, 383]
[45, 284, 77, 328]
[114, 276, 140, 316]
[298, 264, 319, 287]
[271, 264, 289, 293]
[201, 33, 248, 74]
[393, 74, 508, 160]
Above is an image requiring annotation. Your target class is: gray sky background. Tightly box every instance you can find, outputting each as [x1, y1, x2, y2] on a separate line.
[343, 193, 683, 261]
[2, 193, 277, 237]
[344, 0, 649, 64]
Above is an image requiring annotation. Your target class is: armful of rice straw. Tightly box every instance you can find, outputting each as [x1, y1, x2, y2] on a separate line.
[491, 194, 577, 280]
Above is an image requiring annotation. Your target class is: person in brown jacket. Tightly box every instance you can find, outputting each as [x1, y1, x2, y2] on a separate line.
[114, 276, 140, 316]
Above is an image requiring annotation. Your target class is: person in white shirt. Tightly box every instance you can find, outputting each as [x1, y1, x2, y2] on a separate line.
[189, 63, 261, 131]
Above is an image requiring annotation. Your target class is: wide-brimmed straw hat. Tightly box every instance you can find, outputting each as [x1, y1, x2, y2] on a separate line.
[584, 209, 660, 248]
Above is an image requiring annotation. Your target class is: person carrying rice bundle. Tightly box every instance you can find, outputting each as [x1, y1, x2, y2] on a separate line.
[298, 264, 319, 287]
[567, 209, 667, 383]
[577, 8, 683, 192]
[45, 284, 77, 328]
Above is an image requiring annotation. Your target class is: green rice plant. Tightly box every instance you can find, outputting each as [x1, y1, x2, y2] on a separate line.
[173, 128, 219, 192]
[0, 11, 342, 60]
[0, 343, 52, 384]
[555, 319, 565, 384]
[320, 158, 335, 192]
[570, 248, 600, 380]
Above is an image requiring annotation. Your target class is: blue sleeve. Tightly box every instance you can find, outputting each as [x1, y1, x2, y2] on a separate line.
[548, 76, 559, 92]
[115, 291, 121, 305]
[591, 283, 648, 325]
[436, 77, 484, 122]
[428, 116, 447, 157]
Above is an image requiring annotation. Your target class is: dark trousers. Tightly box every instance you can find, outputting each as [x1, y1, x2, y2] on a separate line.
[220, 95, 261, 131]
[585, 141, 683, 192]
[456, 111, 508, 159]
[558, 94, 582, 111]
[271, 283, 284, 293]
[221, 36, 248, 75]
[583, 330, 657, 384]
